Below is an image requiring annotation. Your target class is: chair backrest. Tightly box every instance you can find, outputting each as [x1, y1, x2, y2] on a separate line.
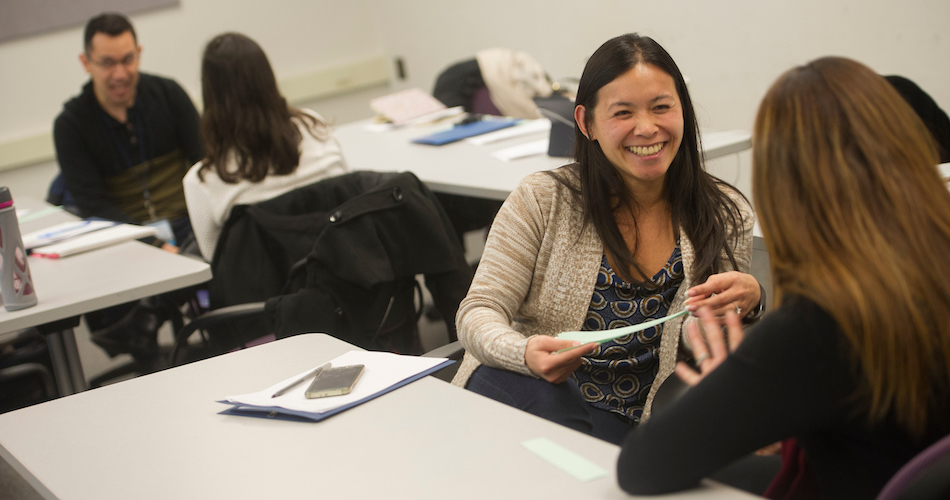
[885, 75, 950, 163]
[877, 433, 950, 500]
[201, 171, 471, 356]
[264, 171, 472, 354]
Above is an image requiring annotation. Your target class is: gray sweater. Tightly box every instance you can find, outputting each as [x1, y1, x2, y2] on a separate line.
[452, 167, 754, 420]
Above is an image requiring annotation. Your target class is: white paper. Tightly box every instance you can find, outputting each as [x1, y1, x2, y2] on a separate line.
[491, 139, 549, 161]
[22, 220, 117, 249]
[363, 107, 465, 132]
[30, 224, 157, 258]
[222, 350, 447, 415]
[465, 119, 550, 145]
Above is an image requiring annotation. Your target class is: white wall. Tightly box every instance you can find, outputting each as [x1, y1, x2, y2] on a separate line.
[366, 0, 949, 199]
[0, 0, 383, 143]
[1, 0, 947, 201]
[370, 0, 949, 131]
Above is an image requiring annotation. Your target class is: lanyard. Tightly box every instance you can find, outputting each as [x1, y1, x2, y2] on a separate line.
[100, 104, 158, 220]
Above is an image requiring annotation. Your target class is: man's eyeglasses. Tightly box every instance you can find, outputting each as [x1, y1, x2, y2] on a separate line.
[89, 52, 138, 70]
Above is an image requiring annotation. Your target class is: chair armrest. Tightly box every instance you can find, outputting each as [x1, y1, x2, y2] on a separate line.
[422, 341, 464, 383]
[0, 362, 57, 399]
[422, 340, 464, 361]
[171, 302, 267, 366]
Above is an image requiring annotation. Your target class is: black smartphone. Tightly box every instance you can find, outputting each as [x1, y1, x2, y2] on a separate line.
[304, 364, 365, 398]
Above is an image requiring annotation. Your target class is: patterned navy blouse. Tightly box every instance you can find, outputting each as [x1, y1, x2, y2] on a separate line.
[571, 245, 684, 424]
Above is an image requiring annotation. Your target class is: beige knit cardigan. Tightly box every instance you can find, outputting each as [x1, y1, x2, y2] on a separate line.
[451, 168, 754, 421]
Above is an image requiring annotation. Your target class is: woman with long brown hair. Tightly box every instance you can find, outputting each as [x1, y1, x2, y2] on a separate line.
[183, 33, 347, 260]
[617, 57, 950, 499]
[451, 33, 762, 445]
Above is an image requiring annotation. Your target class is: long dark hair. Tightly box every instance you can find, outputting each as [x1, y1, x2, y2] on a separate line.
[199, 32, 327, 184]
[754, 57, 950, 438]
[555, 33, 744, 284]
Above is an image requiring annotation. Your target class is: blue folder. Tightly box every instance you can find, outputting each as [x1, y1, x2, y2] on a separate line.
[411, 119, 518, 146]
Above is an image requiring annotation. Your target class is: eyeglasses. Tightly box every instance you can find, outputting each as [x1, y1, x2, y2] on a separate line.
[89, 52, 138, 70]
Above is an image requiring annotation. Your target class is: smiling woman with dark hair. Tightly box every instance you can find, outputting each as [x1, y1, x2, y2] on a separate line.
[183, 32, 348, 260]
[450, 33, 761, 445]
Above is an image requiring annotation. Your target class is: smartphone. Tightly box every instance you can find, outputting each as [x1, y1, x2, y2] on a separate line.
[305, 364, 365, 398]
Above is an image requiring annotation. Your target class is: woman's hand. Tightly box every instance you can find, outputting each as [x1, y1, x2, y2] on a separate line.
[674, 306, 744, 386]
[525, 336, 597, 384]
[685, 271, 760, 320]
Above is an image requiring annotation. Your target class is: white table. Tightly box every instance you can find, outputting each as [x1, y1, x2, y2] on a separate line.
[335, 118, 752, 201]
[0, 334, 759, 500]
[0, 200, 211, 395]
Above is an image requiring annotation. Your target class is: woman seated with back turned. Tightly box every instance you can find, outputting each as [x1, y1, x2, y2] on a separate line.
[617, 57, 950, 499]
[451, 33, 764, 445]
[183, 33, 348, 261]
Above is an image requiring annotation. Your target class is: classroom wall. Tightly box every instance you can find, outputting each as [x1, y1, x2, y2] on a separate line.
[366, 0, 949, 199]
[1, 0, 947, 202]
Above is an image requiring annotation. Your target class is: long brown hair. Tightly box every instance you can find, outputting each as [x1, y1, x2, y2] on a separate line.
[754, 56, 950, 438]
[199, 32, 327, 184]
[554, 33, 745, 285]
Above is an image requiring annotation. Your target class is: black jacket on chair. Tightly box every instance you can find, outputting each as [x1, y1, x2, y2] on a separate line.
[208, 171, 473, 354]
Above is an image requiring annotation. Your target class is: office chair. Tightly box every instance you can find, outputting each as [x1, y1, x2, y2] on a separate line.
[44, 173, 198, 387]
[432, 58, 502, 116]
[885, 75, 950, 163]
[0, 328, 57, 413]
[171, 171, 472, 366]
[877, 433, 950, 500]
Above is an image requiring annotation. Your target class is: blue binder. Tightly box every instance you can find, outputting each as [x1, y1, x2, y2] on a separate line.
[411, 119, 518, 146]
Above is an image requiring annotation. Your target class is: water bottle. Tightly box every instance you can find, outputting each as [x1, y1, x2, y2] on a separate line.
[0, 187, 37, 311]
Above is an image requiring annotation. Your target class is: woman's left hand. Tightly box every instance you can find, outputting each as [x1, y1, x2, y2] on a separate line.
[675, 306, 744, 386]
[684, 271, 760, 319]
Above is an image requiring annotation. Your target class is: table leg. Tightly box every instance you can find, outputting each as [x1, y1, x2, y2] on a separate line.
[61, 328, 88, 392]
[44, 332, 74, 396]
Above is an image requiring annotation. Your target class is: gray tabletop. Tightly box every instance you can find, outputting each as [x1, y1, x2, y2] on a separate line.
[334, 119, 751, 201]
[0, 334, 759, 499]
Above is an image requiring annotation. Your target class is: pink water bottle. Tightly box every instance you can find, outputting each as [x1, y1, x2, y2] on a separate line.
[0, 187, 37, 311]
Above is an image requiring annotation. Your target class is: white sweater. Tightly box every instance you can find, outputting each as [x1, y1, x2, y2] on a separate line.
[183, 111, 348, 260]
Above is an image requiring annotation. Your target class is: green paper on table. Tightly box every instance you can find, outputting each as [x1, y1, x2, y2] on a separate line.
[556, 309, 689, 352]
[522, 438, 608, 482]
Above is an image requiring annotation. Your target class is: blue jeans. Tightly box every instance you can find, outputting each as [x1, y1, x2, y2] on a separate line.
[466, 365, 635, 445]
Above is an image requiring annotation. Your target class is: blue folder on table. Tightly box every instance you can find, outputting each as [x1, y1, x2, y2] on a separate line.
[412, 119, 518, 146]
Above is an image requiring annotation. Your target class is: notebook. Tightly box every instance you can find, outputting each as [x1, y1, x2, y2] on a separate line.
[22, 219, 117, 250]
[30, 224, 158, 258]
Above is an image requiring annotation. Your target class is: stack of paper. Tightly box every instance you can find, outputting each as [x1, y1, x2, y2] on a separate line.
[29, 224, 158, 259]
[370, 88, 448, 126]
[22, 220, 117, 250]
[219, 350, 452, 421]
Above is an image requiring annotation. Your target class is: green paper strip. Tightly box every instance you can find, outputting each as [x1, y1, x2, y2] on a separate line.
[522, 437, 608, 482]
[557, 309, 688, 350]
